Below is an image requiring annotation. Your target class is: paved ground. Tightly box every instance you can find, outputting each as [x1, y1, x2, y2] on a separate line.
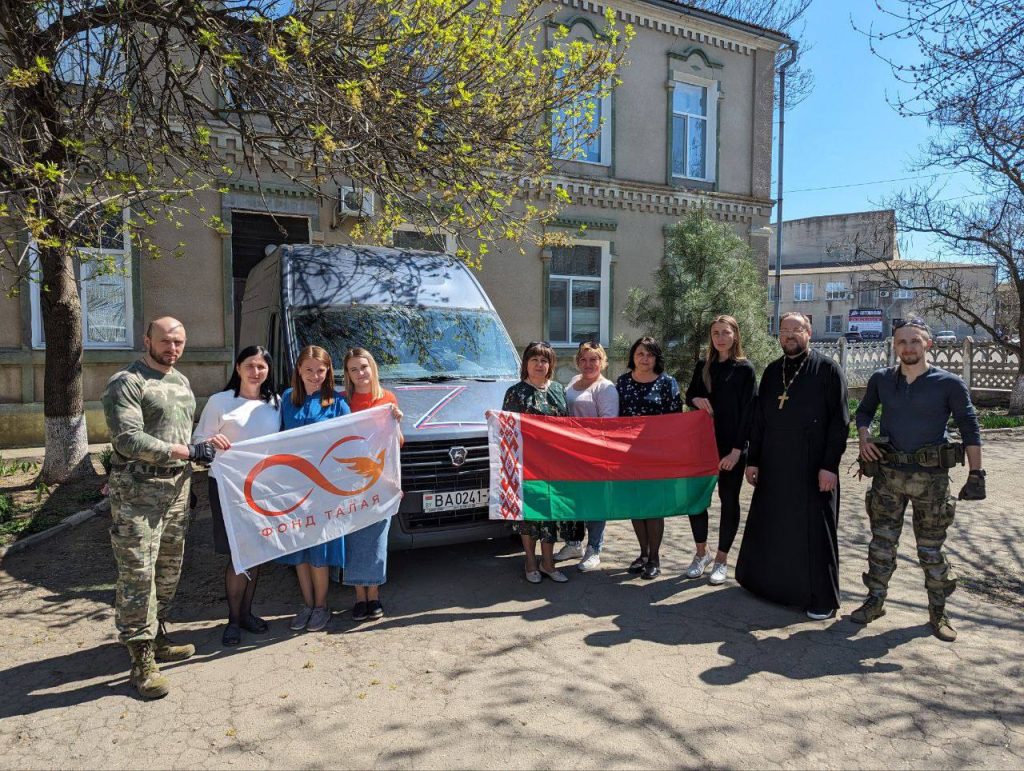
[1, 435, 1022, 770]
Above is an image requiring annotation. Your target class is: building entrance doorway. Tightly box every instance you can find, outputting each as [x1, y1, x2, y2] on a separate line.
[230, 211, 310, 351]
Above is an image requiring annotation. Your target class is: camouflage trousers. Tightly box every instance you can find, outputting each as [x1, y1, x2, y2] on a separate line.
[108, 466, 192, 644]
[863, 466, 957, 607]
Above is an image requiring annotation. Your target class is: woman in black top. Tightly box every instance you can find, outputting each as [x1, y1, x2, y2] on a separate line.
[684, 315, 757, 585]
[616, 336, 683, 580]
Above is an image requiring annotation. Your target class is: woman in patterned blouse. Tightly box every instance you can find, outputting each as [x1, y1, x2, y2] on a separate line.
[502, 341, 569, 584]
[615, 336, 683, 580]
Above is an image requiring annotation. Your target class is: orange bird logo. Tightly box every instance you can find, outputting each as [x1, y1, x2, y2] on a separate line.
[243, 435, 387, 517]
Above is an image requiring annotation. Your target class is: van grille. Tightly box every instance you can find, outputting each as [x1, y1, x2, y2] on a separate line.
[400, 438, 491, 531]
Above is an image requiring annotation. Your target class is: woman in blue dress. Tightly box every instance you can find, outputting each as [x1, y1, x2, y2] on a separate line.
[278, 345, 350, 633]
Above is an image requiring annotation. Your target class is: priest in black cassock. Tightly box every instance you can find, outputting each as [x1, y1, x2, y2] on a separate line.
[736, 311, 849, 619]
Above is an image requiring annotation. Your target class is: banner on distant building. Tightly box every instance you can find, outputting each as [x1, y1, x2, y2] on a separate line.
[212, 406, 402, 574]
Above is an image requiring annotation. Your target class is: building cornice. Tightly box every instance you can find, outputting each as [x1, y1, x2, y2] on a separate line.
[541, 174, 773, 222]
[556, 0, 791, 56]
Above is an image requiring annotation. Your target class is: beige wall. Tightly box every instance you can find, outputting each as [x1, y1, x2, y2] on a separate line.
[0, 2, 785, 446]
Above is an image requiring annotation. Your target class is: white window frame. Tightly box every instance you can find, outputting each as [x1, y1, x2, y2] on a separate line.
[825, 281, 847, 300]
[826, 314, 843, 334]
[793, 282, 814, 302]
[670, 72, 718, 184]
[547, 239, 611, 346]
[893, 281, 914, 300]
[30, 209, 134, 350]
[552, 75, 612, 167]
[391, 223, 456, 254]
[767, 283, 778, 302]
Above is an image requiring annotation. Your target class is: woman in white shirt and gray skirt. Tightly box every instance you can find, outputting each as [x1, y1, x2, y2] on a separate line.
[192, 345, 281, 647]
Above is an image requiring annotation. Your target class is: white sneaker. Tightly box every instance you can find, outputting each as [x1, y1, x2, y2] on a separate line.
[554, 541, 584, 561]
[578, 547, 601, 572]
[685, 552, 714, 579]
[708, 561, 728, 585]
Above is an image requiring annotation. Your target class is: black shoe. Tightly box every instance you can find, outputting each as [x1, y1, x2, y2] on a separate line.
[627, 556, 648, 574]
[641, 562, 661, 580]
[240, 613, 268, 634]
[367, 600, 384, 620]
[221, 622, 242, 647]
[352, 601, 368, 622]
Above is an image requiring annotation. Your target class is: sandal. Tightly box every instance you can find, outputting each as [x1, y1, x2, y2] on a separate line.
[240, 614, 268, 634]
[221, 622, 242, 647]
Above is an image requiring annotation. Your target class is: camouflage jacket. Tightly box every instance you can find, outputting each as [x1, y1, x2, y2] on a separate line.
[102, 359, 196, 468]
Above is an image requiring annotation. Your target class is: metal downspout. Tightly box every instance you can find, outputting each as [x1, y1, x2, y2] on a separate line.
[773, 42, 798, 334]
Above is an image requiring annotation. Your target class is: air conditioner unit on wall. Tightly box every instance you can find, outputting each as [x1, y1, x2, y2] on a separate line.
[846, 292, 855, 300]
[338, 186, 374, 218]
[879, 290, 890, 297]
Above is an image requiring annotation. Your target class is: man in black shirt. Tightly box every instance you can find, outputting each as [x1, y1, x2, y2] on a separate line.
[853, 318, 985, 641]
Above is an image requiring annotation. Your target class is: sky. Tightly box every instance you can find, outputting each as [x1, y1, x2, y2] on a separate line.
[773, 0, 975, 260]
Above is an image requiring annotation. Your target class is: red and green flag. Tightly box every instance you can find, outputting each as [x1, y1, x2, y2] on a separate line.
[487, 410, 720, 521]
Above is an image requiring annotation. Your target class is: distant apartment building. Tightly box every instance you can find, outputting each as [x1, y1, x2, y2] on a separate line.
[768, 211, 997, 340]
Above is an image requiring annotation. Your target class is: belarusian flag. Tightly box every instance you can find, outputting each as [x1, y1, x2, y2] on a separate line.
[488, 410, 720, 521]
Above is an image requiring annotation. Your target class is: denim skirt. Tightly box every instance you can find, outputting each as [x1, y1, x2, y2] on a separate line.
[342, 517, 390, 586]
[275, 536, 345, 568]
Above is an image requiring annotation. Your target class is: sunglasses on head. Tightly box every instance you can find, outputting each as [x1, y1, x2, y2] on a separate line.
[893, 317, 930, 333]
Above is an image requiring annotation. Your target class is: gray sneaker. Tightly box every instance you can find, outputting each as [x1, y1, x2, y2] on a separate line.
[685, 552, 714, 579]
[289, 604, 314, 631]
[306, 606, 332, 632]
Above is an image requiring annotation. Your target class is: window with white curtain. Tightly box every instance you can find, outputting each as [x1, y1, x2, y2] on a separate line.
[31, 210, 133, 349]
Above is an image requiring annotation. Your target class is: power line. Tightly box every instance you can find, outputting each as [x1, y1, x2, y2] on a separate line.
[775, 170, 965, 194]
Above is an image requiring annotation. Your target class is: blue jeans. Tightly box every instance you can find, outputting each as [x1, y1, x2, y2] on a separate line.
[585, 520, 606, 552]
[559, 520, 606, 552]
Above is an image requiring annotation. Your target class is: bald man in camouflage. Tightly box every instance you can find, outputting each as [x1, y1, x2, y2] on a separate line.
[102, 317, 216, 699]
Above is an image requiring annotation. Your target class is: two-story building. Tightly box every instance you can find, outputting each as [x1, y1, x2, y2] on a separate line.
[0, 1, 792, 445]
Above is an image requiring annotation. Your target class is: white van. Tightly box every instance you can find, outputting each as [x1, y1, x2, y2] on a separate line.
[239, 244, 518, 548]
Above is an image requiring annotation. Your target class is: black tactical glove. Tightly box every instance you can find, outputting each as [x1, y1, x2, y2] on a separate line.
[187, 441, 217, 465]
[958, 469, 986, 501]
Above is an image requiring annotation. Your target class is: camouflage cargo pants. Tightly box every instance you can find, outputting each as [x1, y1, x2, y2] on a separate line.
[863, 466, 957, 607]
[108, 467, 192, 644]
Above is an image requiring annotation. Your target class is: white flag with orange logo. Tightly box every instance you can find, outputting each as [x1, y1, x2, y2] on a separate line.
[212, 405, 403, 574]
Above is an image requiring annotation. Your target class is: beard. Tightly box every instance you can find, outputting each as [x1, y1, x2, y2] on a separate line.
[899, 351, 922, 365]
[147, 345, 178, 366]
[782, 338, 807, 357]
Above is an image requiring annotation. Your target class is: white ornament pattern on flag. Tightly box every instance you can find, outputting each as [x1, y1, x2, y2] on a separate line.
[488, 410, 523, 520]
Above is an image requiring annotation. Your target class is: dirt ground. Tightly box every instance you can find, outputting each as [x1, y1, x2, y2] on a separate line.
[0, 436, 1022, 770]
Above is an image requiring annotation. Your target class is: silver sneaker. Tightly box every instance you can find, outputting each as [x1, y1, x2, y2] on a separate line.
[289, 604, 314, 631]
[685, 552, 714, 579]
[555, 541, 584, 561]
[708, 561, 728, 585]
[577, 546, 601, 572]
[306, 606, 332, 632]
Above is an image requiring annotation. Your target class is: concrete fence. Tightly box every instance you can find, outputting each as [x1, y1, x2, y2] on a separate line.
[810, 339, 1021, 392]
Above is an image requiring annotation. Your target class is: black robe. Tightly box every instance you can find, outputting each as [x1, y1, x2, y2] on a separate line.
[736, 349, 850, 611]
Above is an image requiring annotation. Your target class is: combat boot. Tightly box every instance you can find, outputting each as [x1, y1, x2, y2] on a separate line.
[155, 621, 195, 662]
[850, 594, 886, 625]
[127, 641, 170, 699]
[929, 605, 957, 642]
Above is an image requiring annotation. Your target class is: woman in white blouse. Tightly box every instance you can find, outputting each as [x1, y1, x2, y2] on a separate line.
[556, 341, 620, 572]
[192, 345, 281, 647]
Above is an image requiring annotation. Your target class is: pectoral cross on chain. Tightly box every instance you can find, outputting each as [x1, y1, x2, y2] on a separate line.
[777, 392, 789, 409]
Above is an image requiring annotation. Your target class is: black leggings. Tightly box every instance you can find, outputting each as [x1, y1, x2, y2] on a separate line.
[688, 462, 745, 554]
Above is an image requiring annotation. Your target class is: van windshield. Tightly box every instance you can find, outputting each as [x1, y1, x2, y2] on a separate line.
[293, 305, 520, 380]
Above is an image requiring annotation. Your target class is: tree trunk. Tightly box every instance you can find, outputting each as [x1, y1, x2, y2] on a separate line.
[37, 246, 90, 483]
[1010, 368, 1024, 417]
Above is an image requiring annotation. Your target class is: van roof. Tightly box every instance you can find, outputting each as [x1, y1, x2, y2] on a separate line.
[279, 244, 494, 311]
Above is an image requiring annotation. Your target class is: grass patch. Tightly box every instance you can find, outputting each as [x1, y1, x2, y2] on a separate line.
[0, 454, 106, 548]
